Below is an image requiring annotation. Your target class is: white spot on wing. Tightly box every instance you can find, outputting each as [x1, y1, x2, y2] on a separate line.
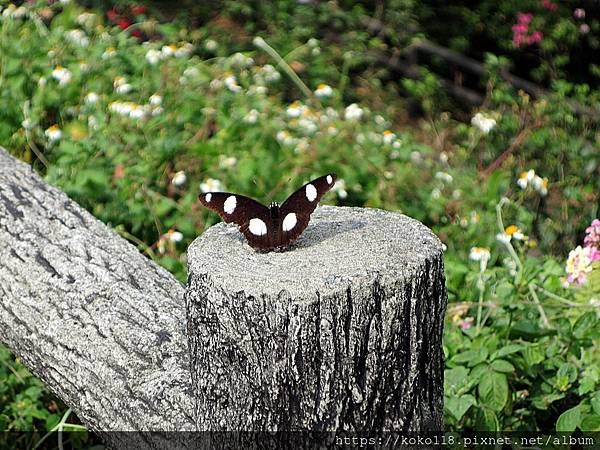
[224, 195, 236, 214]
[248, 218, 267, 236]
[305, 184, 317, 202]
[282, 213, 297, 232]
[326, 175, 332, 184]
[205, 193, 212, 203]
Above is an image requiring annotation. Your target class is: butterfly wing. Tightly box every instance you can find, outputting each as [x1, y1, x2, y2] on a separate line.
[278, 173, 337, 246]
[198, 192, 273, 250]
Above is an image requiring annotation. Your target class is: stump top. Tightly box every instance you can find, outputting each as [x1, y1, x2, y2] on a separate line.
[188, 206, 443, 297]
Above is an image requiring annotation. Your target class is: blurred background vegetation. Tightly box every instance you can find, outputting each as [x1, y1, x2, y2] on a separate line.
[0, 0, 599, 447]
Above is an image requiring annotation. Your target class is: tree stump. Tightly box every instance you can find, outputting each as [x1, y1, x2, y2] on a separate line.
[185, 205, 447, 434]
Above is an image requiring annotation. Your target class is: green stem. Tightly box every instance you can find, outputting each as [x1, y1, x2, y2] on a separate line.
[33, 408, 82, 450]
[475, 273, 485, 333]
[528, 284, 550, 328]
[253, 36, 315, 100]
[532, 284, 583, 307]
[496, 198, 523, 283]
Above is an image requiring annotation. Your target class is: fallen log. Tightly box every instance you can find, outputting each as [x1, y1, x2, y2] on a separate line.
[0, 148, 195, 449]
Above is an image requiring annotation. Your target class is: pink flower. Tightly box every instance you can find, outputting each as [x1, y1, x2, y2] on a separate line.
[542, 0, 558, 11]
[512, 23, 529, 34]
[527, 31, 543, 45]
[574, 8, 585, 19]
[584, 219, 600, 248]
[459, 318, 474, 330]
[580, 24, 590, 34]
[588, 246, 600, 263]
[518, 13, 533, 24]
[565, 246, 596, 285]
[513, 34, 524, 47]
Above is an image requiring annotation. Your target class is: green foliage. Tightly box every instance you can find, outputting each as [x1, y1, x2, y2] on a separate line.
[0, 0, 598, 440]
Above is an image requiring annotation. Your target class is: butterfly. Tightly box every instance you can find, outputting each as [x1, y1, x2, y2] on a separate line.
[198, 174, 337, 251]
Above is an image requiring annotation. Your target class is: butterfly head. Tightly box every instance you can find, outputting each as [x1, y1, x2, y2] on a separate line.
[269, 201, 280, 219]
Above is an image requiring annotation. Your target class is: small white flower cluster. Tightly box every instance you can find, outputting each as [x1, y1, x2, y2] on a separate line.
[219, 156, 238, 169]
[286, 101, 307, 118]
[65, 29, 89, 47]
[344, 103, 364, 121]
[146, 43, 194, 65]
[179, 66, 200, 84]
[200, 178, 223, 193]
[85, 92, 99, 104]
[307, 37, 321, 56]
[102, 47, 116, 59]
[229, 52, 254, 68]
[382, 130, 398, 146]
[113, 76, 132, 94]
[108, 94, 162, 120]
[2, 4, 28, 19]
[332, 178, 348, 199]
[496, 225, 526, 244]
[517, 169, 548, 196]
[314, 84, 333, 98]
[243, 109, 259, 124]
[435, 171, 453, 183]
[204, 39, 218, 52]
[276, 130, 298, 147]
[45, 124, 62, 142]
[76, 12, 96, 28]
[469, 247, 491, 272]
[51, 66, 72, 86]
[171, 170, 187, 186]
[223, 74, 242, 93]
[109, 101, 146, 119]
[471, 112, 496, 134]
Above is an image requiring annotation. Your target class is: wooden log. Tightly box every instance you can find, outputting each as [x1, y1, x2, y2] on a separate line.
[186, 205, 447, 436]
[0, 148, 194, 449]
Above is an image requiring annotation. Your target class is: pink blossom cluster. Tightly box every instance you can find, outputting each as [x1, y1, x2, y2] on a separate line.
[584, 219, 600, 248]
[564, 219, 600, 286]
[512, 13, 543, 47]
[541, 0, 558, 11]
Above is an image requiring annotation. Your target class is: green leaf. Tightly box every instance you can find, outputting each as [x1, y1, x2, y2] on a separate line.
[476, 407, 499, 431]
[510, 320, 557, 340]
[490, 359, 515, 373]
[445, 394, 477, 422]
[445, 366, 470, 393]
[558, 363, 578, 383]
[491, 344, 525, 360]
[591, 392, 600, 415]
[478, 371, 508, 412]
[522, 345, 545, 366]
[580, 415, 600, 432]
[556, 405, 583, 432]
[573, 312, 597, 339]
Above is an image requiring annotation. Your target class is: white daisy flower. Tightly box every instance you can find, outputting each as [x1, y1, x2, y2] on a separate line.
[171, 171, 187, 186]
[51, 66, 72, 86]
[314, 84, 333, 98]
[85, 92, 99, 104]
[45, 124, 62, 141]
[471, 112, 496, 134]
[145, 49, 162, 65]
[345, 103, 364, 121]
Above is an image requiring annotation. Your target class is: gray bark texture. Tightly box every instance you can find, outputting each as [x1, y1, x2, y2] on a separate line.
[0, 148, 195, 448]
[186, 205, 447, 433]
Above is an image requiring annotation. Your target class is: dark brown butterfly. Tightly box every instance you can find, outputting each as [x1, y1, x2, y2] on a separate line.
[198, 174, 337, 251]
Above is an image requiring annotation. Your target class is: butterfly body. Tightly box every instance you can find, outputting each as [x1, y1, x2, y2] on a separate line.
[199, 174, 337, 252]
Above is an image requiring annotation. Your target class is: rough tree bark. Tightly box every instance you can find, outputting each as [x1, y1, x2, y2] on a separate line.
[0, 148, 194, 448]
[186, 206, 447, 437]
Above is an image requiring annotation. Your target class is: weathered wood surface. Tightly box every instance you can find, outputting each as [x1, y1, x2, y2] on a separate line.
[0, 148, 194, 448]
[186, 205, 447, 433]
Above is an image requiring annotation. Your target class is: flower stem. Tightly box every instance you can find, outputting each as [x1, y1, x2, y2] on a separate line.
[253, 36, 314, 100]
